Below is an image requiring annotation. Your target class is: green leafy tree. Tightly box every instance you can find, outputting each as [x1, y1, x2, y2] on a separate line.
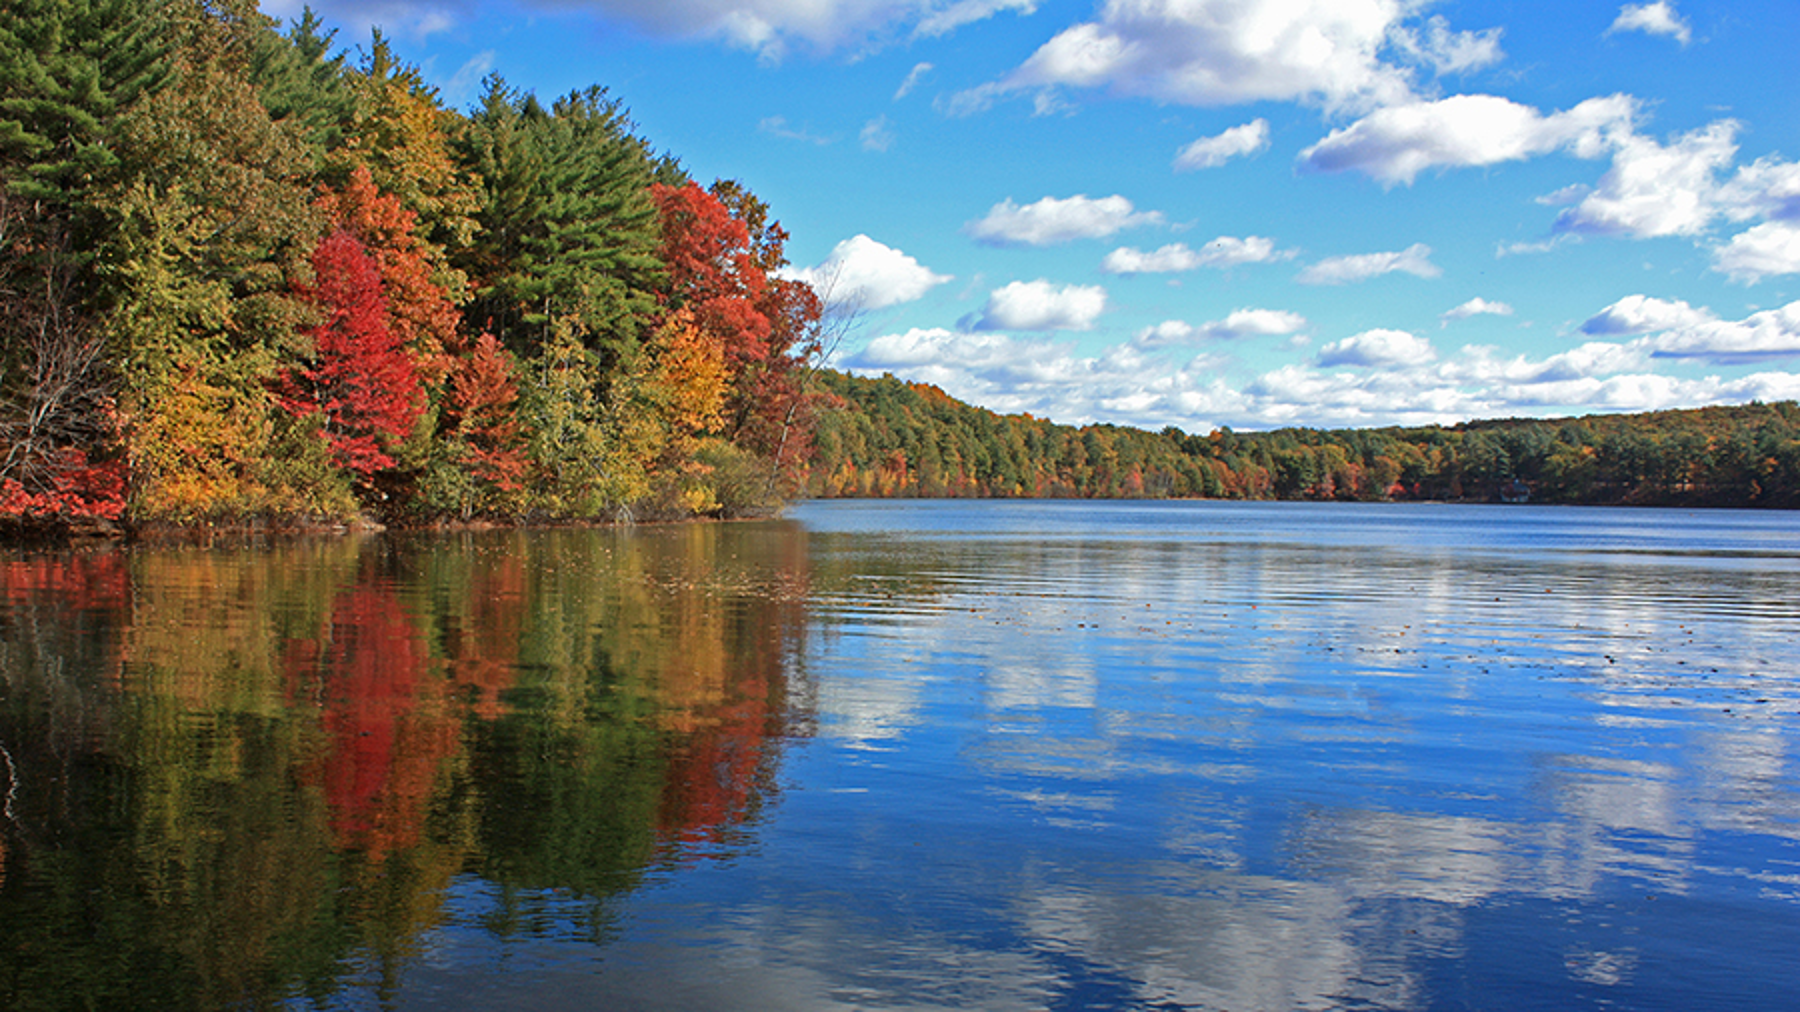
[458, 78, 662, 365]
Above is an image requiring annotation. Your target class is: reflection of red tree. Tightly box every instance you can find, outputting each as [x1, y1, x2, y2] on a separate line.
[439, 552, 526, 722]
[0, 550, 131, 683]
[655, 546, 806, 849]
[658, 688, 770, 849]
[284, 555, 528, 861]
[0, 550, 130, 613]
[285, 587, 451, 861]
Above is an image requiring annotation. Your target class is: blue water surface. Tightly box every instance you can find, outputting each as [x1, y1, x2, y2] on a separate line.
[405, 501, 1800, 1011]
[2, 500, 1796, 1011]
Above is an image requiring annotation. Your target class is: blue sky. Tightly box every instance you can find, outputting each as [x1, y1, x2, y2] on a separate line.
[271, 0, 1800, 432]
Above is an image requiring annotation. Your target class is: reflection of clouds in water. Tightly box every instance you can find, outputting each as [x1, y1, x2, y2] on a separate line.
[1015, 872, 1417, 1011]
[1288, 809, 1514, 906]
[786, 515, 1800, 1008]
[815, 669, 924, 746]
[1565, 947, 1638, 987]
[1694, 726, 1800, 836]
[985, 658, 1097, 711]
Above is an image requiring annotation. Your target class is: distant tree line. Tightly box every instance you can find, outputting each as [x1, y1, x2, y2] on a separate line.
[810, 371, 1800, 508]
[1, 0, 824, 535]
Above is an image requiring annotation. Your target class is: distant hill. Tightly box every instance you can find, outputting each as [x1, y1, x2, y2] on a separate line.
[807, 371, 1800, 508]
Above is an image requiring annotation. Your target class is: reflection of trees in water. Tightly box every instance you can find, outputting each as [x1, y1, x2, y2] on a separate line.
[0, 524, 810, 1009]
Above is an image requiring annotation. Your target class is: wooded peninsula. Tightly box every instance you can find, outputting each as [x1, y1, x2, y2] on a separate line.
[5, 2, 1798, 541]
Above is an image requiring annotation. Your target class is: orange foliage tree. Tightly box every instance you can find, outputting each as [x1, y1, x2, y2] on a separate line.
[274, 229, 424, 485]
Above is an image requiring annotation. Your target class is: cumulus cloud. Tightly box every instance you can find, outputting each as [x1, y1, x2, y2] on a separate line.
[1316, 329, 1437, 367]
[1581, 294, 1716, 336]
[844, 321, 1800, 432]
[977, 0, 1427, 114]
[1441, 297, 1515, 325]
[966, 194, 1162, 246]
[786, 235, 952, 310]
[1554, 120, 1739, 237]
[1174, 119, 1270, 171]
[1710, 157, 1800, 279]
[1101, 236, 1288, 274]
[1134, 309, 1308, 348]
[1388, 15, 1505, 74]
[1607, 2, 1692, 46]
[1634, 300, 1800, 363]
[1717, 156, 1800, 223]
[1298, 243, 1440, 284]
[1714, 222, 1800, 282]
[971, 279, 1108, 331]
[1298, 94, 1635, 185]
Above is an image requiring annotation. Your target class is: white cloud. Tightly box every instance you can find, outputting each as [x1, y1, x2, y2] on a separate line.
[1607, 2, 1692, 46]
[966, 194, 1162, 246]
[860, 115, 895, 151]
[915, 0, 1037, 38]
[443, 50, 497, 105]
[981, 0, 1424, 114]
[895, 61, 934, 99]
[1388, 15, 1505, 75]
[1580, 294, 1715, 336]
[1496, 236, 1575, 257]
[1711, 157, 1800, 279]
[972, 279, 1108, 331]
[1717, 156, 1800, 223]
[1634, 300, 1800, 363]
[1298, 94, 1636, 185]
[1101, 236, 1288, 274]
[846, 323, 1800, 432]
[759, 115, 833, 145]
[1298, 243, 1440, 284]
[1134, 309, 1308, 348]
[1714, 222, 1800, 282]
[1441, 297, 1515, 325]
[426, 1, 1028, 62]
[263, 1, 466, 39]
[1174, 119, 1270, 171]
[1554, 120, 1740, 237]
[786, 235, 952, 310]
[1317, 329, 1436, 367]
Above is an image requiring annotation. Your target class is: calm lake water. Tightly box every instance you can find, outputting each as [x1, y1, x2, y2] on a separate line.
[2, 500, 1798, 1011]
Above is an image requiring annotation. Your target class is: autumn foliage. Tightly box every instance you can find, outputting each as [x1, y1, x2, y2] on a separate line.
[0, 6, 829, 532]
[273, 229, 423, 482]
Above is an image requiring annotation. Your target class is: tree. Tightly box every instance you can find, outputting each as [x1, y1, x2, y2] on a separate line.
[651, 180, 826, 497]
[274, 229, 422, 486]
[429, 331, 526, 519]
[0, 0, 173, 520]
[458, 78, 662, 363]
[331, 31, 477, 295]
[315, 164, 460, 367]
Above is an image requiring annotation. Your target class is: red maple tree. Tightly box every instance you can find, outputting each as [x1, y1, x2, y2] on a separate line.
[314, 165, 462, 377]
[275, 229, 424, 481]
[651, 181, 772, 375]
[651, 182, 826, 482]
[443, 331, 525, 493]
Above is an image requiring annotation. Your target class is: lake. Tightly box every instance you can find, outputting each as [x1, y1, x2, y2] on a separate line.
[1, 500, 1797, 1010]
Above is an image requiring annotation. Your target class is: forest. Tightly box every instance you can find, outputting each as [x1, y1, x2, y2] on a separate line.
[6, 2, 1800, 542]
[811, 371, 1800, 508]
[1, 0, 826, 536]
